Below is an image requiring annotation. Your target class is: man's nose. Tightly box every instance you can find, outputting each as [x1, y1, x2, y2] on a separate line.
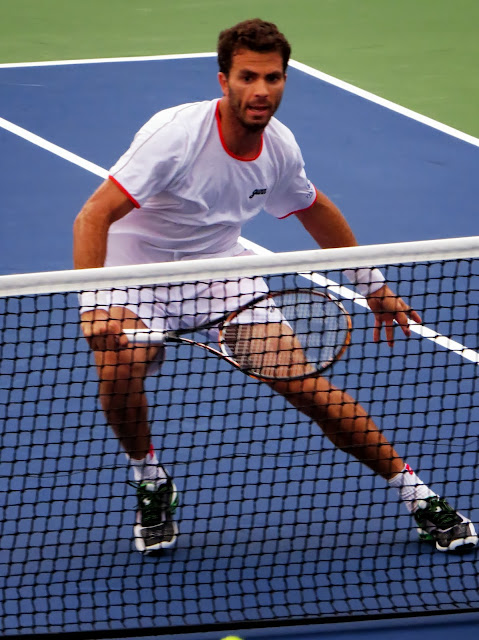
[253, 78, 269, 96]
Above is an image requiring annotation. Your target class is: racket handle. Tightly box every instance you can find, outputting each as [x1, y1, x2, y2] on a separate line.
[123, 328, 167, 345]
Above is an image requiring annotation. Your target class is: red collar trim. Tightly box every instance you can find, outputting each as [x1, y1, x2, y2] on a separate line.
[215, 101, 263, 162]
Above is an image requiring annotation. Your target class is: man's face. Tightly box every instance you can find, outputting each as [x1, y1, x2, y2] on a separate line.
[219, 48, 287, 132]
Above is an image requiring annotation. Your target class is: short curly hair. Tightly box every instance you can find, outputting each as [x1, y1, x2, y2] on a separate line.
[217, 18, 291, 75]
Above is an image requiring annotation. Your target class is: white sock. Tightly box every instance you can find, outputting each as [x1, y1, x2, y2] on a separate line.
[127, 446, 167, 485]
[388, 463, 437, 513]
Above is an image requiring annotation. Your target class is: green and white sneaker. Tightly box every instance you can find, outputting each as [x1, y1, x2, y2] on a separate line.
[132, 470, 179, 554]
[413, 496, 478, 552]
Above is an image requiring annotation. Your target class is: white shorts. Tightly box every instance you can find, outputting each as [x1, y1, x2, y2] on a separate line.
[78, 249, 278, 348]
[80, 274, 271, 332]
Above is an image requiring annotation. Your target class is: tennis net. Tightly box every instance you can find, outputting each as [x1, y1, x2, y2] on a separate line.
[1, 237, 479, 638]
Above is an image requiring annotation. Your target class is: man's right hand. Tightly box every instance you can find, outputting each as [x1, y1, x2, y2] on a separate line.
[80, 309, 130, 351]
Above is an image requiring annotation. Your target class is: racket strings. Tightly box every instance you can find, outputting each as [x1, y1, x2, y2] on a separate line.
[222, 290, 350, 379]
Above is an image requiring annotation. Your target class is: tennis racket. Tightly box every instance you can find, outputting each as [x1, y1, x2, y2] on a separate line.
[123, 288, 352, 381]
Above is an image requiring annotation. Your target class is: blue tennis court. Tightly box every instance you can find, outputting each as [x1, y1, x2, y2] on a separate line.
[1, 56, 479, 639]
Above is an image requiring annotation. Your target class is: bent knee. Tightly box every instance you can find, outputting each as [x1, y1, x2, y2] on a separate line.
[97, 362, 149, 404]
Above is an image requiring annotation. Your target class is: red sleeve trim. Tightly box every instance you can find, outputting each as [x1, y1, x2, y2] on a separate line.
[109, 175, 141, 209]
[277, 186, 318, 219]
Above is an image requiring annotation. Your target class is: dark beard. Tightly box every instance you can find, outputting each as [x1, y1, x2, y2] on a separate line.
[228, 93, 273, 133]
[239, 119, 267, 133]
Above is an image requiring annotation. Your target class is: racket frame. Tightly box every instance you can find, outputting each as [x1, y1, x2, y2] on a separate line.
[123, 287, 352, 381]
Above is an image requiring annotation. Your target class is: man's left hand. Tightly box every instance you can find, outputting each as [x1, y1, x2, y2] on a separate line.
[366, 284, 422, 347]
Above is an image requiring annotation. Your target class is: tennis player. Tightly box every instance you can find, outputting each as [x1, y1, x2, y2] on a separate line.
[73, 19, 477, 554]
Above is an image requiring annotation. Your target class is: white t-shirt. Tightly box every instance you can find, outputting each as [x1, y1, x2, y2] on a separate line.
[107, 99, 316, 266]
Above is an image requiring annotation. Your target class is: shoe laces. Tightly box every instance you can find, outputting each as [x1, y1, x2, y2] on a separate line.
[416, 497, 460, 530]
[130, 480, 175, 527]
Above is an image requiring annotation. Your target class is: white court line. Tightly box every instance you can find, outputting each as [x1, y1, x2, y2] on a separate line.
[1, 55, 478, 364]
[0, 116, 108, 178]
[1, 52, 477, 147]
[0, 52, 218, 68]
[288, 60, 479, 148]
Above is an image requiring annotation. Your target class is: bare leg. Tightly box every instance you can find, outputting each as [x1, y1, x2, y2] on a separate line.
[87, 307, 162, 460]
[226, 322, 404, 480]
[269, 375, 404, 480]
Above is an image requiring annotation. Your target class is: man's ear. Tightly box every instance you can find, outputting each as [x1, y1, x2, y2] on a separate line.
[218, 71, 229, 96]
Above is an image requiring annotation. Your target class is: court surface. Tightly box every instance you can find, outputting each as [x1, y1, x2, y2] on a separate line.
[1, 55, 479, 640]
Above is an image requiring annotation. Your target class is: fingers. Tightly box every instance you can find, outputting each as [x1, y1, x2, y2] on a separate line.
[373, 316, 382, 344]
[385, 317, 396, 347]
[406, 308, 422, 325]
[367, 285, 423, 348]
[395, 310, 412, 338]
[373, 306, 423, 347]
[394, 307, 423, 339]
[373, 313, 396, 347]
[82, 317, 129, 351]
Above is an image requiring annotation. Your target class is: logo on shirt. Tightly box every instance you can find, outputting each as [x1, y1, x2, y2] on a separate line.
[306, 181, 315, 200]
[249, 188, 267, 199]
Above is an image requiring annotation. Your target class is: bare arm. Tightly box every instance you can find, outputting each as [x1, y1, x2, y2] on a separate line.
[295, 190, 358, 249]
[295, 190, 422, 345]
[74, 178, 135, 349]
[73, 178, 134, 269]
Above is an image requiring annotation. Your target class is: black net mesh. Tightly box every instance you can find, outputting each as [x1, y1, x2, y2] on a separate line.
[1, 256, 479, 637]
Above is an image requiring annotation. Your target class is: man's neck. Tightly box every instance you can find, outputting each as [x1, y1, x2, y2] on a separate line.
[217, 98, 263, 160]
